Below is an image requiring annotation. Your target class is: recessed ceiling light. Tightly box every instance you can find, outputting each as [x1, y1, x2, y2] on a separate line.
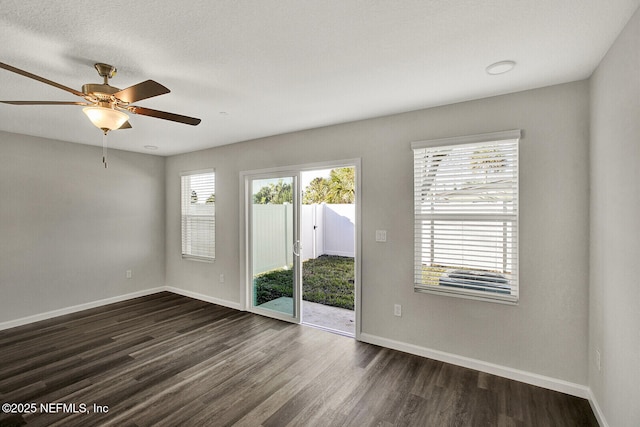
[486, 60, 516, 75]
[144, 145, 158, 150]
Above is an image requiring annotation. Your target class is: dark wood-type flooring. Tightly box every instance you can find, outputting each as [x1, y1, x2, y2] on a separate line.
[0, 292, 597, 426]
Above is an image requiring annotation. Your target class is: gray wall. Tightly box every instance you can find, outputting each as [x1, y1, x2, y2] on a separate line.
[0, 131, 166, 323]
[166, 80, 590, 385]
[589, 7, 640, 427]
[2, 12, 637, 414]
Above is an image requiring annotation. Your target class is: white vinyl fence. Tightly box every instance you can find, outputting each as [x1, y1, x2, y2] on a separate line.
[301, 204, 355, 261]
[252, 204, 294, 275]
[252, 203, 354, 275]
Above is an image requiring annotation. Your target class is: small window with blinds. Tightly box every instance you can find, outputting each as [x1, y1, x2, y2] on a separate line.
[181, 170, 215, 261]
[412, 130, 520, 303]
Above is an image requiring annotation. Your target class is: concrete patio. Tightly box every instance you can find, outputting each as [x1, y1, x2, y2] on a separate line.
[257, 297, 355, 336]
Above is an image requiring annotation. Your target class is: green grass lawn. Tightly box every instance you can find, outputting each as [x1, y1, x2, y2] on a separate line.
[254, 255, 354, 310]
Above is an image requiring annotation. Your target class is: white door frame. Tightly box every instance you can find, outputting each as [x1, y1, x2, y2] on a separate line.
[239, 158, 362, 339]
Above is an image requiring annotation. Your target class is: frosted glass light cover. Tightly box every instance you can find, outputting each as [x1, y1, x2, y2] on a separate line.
[83, 107, 129, 130]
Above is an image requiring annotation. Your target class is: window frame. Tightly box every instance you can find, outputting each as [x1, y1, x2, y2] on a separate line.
[411, 130, 520, 304]
[181, 169, 216, 262]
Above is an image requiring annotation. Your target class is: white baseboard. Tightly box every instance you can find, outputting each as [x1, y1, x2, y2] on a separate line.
[587, 389, 609, 427]
[164, 286, 242, 311]
[359, 332, 590, 399]
[0, 287, 165, 331]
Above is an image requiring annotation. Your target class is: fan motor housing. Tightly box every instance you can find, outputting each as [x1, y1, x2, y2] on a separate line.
[82, 83, 120, 102]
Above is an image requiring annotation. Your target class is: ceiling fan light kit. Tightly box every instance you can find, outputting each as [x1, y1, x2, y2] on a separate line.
[83, 106, 129, 134]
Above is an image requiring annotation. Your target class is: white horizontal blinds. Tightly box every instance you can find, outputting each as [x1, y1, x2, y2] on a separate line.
[181, 171, 215, 261]
[413, 131, 519, 303]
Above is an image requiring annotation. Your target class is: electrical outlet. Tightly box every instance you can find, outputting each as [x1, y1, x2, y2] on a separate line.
[596, 349, 601, 371]
[394, 304, 402, 317]
[126, 269, 132, 279]
[376, 230, 387, 242]
[219, 274, 225, 283]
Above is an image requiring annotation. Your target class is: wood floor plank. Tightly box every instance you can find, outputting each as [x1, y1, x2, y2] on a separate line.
[0, 292, 599, 426]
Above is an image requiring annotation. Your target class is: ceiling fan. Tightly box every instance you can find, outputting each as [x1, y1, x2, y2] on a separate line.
[0, 61, 201, 134]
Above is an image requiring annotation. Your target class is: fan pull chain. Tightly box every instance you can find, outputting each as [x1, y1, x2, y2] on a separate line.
[102, 131, 108, 168]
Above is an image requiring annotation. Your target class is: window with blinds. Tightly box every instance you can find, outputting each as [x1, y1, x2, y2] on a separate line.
[181, 170, 215, 261]
[412, 130, 520, 303]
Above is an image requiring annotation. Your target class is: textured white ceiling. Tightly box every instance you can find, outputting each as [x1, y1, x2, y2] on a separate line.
[1, 0, 638, 155]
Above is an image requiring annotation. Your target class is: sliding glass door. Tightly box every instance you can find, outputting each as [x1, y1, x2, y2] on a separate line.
[248, 173, 301, 323]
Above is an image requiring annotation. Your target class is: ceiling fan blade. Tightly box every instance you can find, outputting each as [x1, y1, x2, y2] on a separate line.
[127, 106, 201, 126]
[0, 62, 85, 97]
[119, 121, 132, 129]
[0, 100, 89, 105]
[113, 80, 170, 104]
